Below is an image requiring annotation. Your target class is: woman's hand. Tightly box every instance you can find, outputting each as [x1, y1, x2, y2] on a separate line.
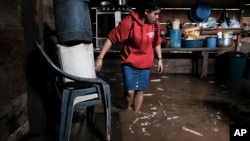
[157, 59, 163, 73]
[154, 45, 163, 73]
[95, 39, 113, 72]
[95, 58, 103, 72]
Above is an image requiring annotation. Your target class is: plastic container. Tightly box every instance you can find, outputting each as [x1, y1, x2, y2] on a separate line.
[172, 19, 180, 29]
[226, 51, 247, 81]
[217, 38, 233, 47]
[182, 39, 204, 48]
[206, 37, 216, 48]
[169, 29, 182, 48]
[190, 2, 211, 22]
[54, 0, 92, 44]
[216, 51, 247, 81]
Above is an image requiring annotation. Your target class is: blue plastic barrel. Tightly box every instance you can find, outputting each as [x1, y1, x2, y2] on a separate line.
[54, 0, 92, 44]
[216, 51, 247, 81]
[225, 51, 247, 81]
[169, 29, 182, 48]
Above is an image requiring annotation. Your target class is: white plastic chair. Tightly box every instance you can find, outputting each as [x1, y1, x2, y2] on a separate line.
[35, 41, 111, 141]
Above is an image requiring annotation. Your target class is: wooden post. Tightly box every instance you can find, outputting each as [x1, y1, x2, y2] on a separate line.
[201, 51, 208, 79]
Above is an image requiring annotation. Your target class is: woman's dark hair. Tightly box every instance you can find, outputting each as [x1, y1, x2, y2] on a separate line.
[135, 0, 161, 15]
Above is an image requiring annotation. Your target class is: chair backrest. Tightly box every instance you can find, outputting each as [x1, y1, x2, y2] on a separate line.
[35, 41, 101, 84]
[56, 43, 96, 82]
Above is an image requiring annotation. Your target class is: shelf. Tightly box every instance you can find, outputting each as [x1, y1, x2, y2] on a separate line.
[94, 47, 233, 53]
[201, 28, 243, 35]
[96, 11, 130, 14]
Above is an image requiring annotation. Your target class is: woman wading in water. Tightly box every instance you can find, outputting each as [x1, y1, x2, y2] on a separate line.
[95, 0, 163, 113]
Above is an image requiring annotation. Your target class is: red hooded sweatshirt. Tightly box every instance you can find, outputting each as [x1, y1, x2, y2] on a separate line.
[108, 11, 162, 69]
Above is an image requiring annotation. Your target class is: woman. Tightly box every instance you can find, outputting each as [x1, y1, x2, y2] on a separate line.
[95, 0, 163, 113]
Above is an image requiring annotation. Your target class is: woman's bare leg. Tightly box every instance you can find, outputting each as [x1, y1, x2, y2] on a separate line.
[126, 90, 135, 110]
[134, 90, 144, 113]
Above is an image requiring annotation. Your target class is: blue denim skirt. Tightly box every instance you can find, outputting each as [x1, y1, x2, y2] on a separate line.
[122, 65, 150, 91]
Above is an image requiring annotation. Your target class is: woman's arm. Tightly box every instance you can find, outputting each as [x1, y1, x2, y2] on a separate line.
[154, 44, 163, 73]
[95, 39, 113, 71]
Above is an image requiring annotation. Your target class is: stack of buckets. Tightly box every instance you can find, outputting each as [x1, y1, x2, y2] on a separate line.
[169, 19, 182, 48]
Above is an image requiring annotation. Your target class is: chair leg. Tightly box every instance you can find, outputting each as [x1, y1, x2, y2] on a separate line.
[59, 90, 75, 141]
[63, 91, 78, 141]
[59, 90, 70, 141]
[64, 108, 74, 141]
[102, 83, 112, 141]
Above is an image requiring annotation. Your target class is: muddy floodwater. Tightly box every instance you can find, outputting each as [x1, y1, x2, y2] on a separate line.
[103, 73, 250, 141]
[22, 73, 250, 141]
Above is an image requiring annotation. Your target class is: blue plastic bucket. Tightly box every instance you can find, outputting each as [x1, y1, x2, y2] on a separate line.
[54, 0, 92, 44]
[206, 37, 216, 48]
[169, 29, 182, 48]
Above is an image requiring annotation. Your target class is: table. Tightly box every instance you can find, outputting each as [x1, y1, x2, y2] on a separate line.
[161, 47, 234, 79]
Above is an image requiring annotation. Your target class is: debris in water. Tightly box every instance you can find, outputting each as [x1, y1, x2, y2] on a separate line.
[158, 100, 163, 106]
[150, 113, 156, 118]
[216, 115, 221, 120]
[182, 126, 203, 137]
[140, 115, 150, 120]
[132, 117, 139, 124]
[129, 126, 132, 130]
[156, 87, 164, 91]
[163, 111, 167, 116]
[161, 76, 169, 79]
[150, 107, 157, 110]
[209, 81, 215, 83]
[150, 79, 161, 82]
[141, 122, 150, 126]
[152, 112, 157, 115]
[167, 116, 179, 120]
[144, 93, 154, 96]
[142, 128, 151, 136]
[129, 125, 134, 134]
[142, 128, 146, 133]
[212, 127, 219, 132]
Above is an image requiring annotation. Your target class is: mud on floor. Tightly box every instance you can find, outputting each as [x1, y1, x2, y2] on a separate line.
[20, 73, 250, 141]
[99, 73, 250, 141]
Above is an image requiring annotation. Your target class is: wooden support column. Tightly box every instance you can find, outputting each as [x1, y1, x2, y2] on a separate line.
[201, 51, 209, 79]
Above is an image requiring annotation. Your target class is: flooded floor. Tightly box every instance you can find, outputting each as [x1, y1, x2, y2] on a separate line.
[22, 73, 250, 141]
[102, 73, 250, 141]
